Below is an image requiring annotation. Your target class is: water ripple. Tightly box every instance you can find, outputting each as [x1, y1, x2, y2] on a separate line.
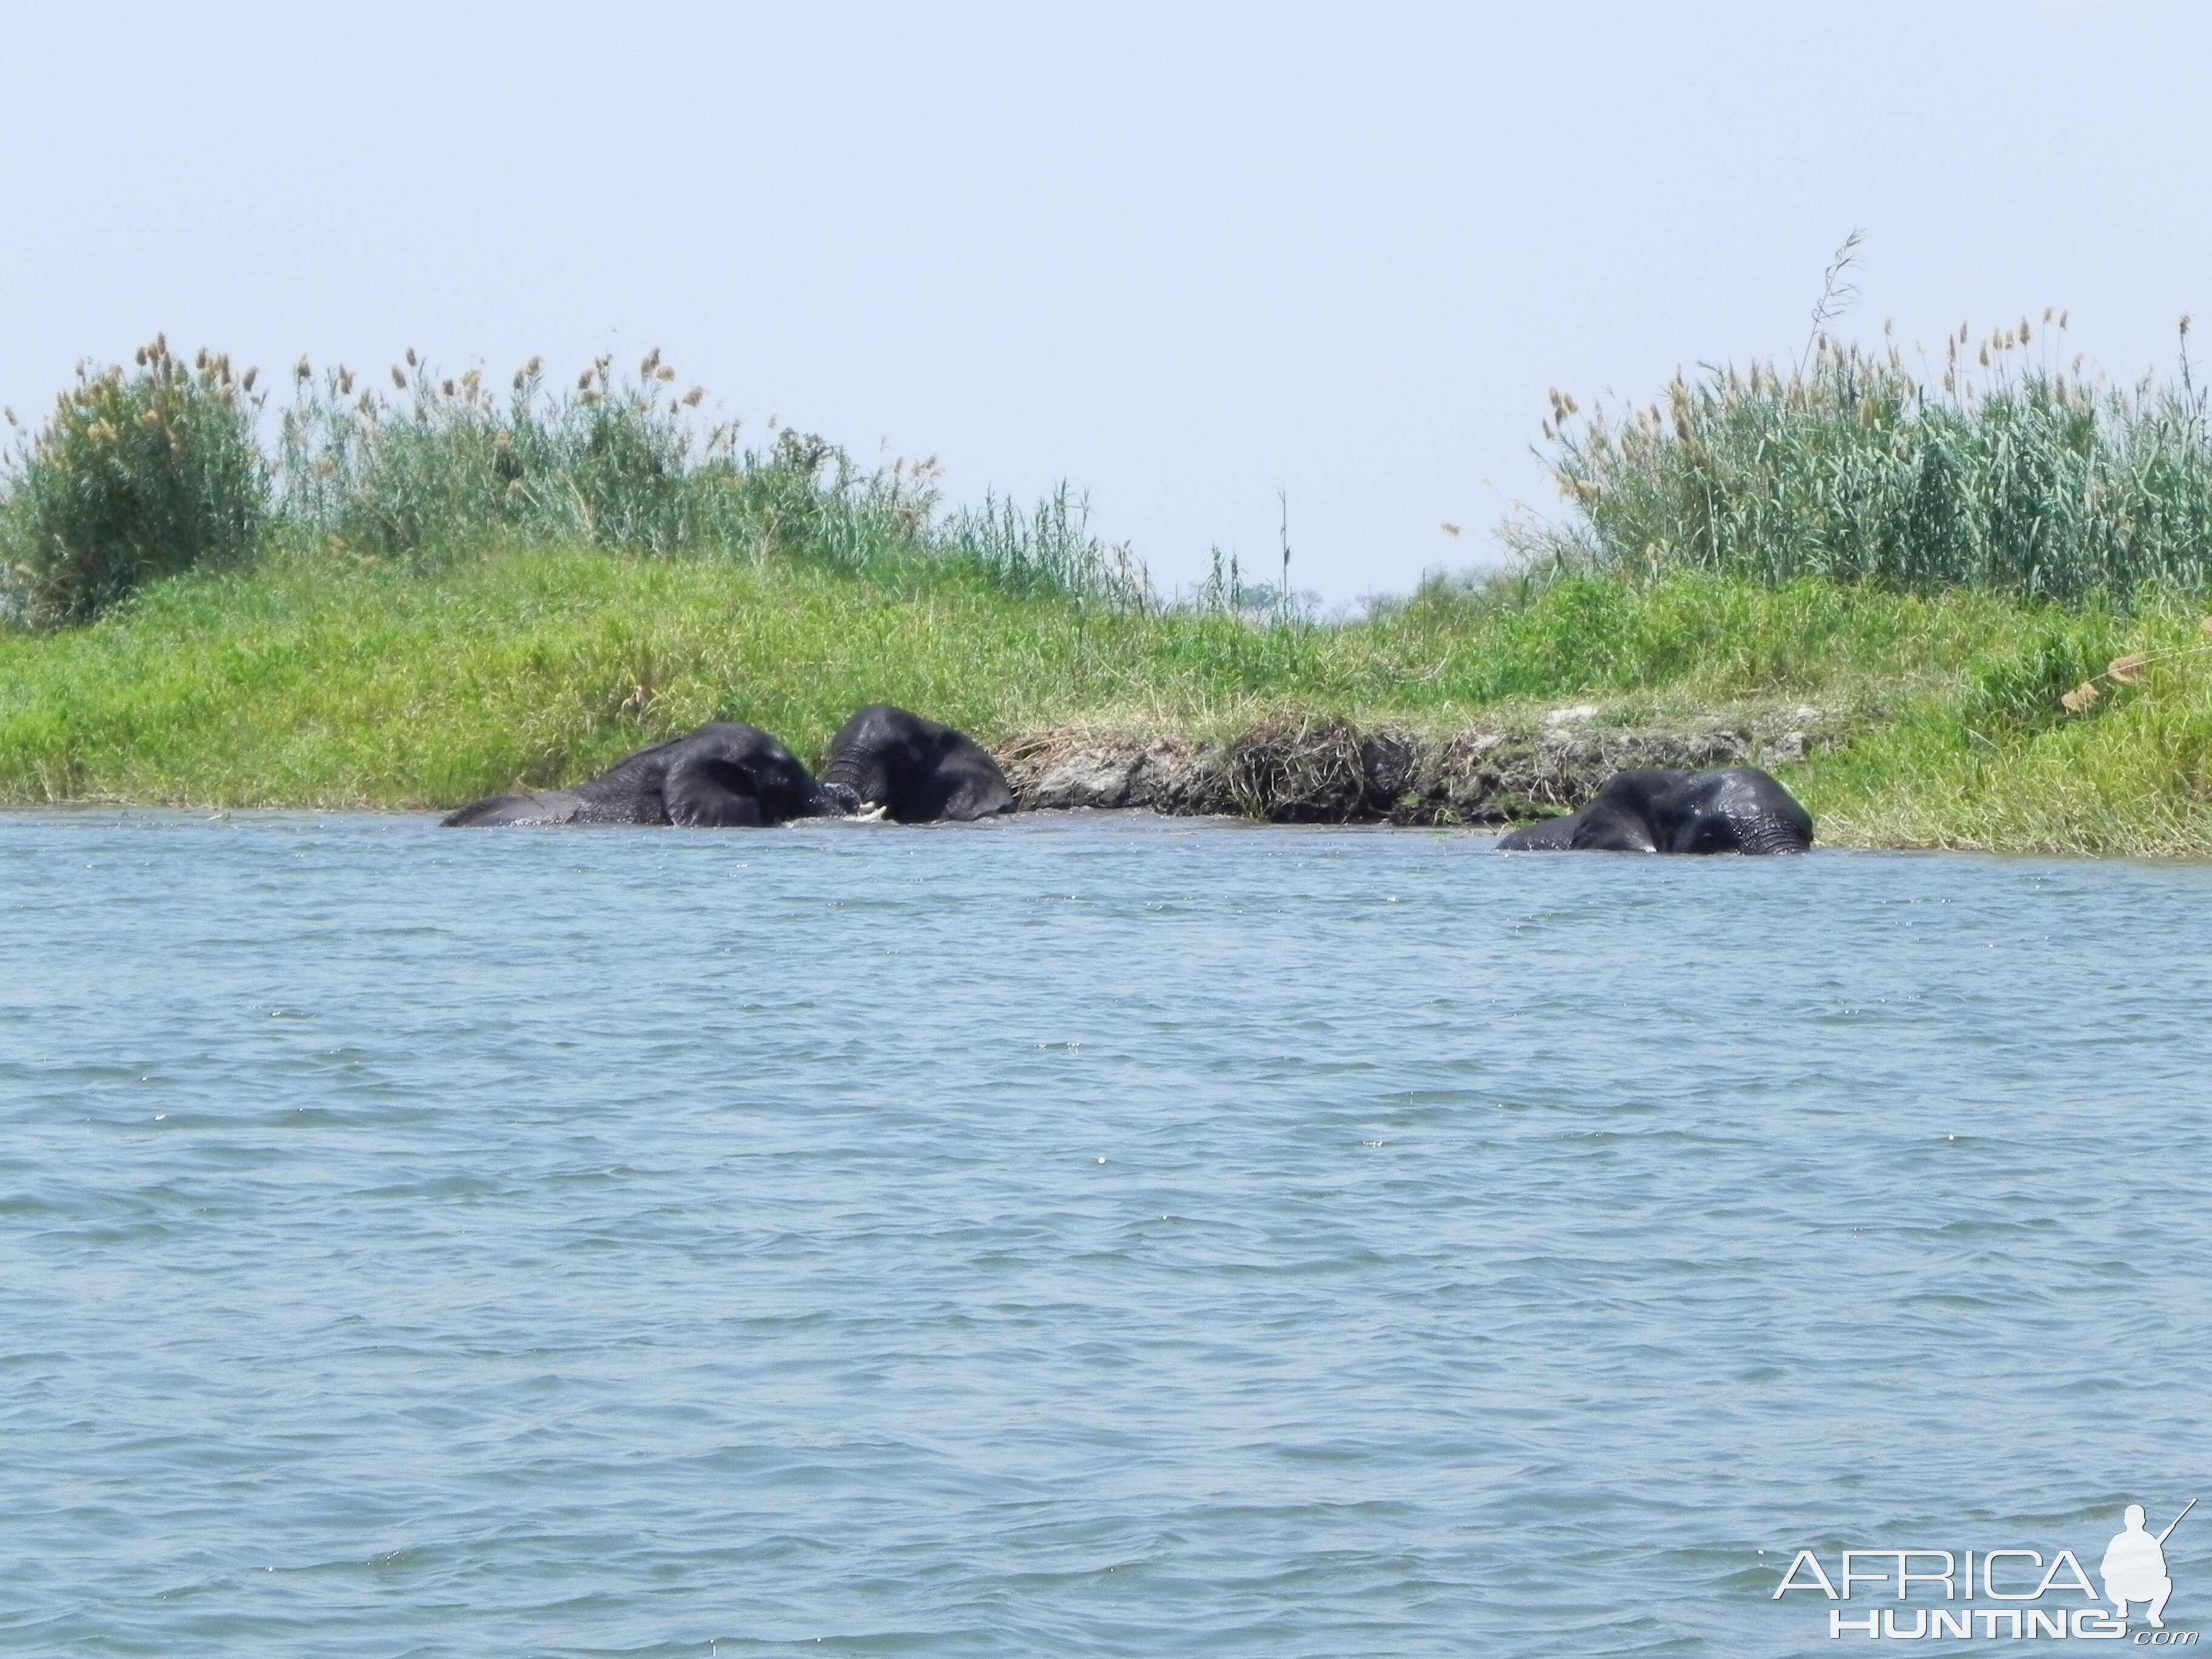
[1, 812, 2208, 1655]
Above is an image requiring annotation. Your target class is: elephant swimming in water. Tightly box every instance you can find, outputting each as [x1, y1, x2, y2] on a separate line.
[1495, 766, 1813, 854]
[820, 703, 1015, 823]
[441, 722, 846, 828]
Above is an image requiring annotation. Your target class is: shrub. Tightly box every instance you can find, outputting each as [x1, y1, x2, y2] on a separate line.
[2, 338, 269, 628]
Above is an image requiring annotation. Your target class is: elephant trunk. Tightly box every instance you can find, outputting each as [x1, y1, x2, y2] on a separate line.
[817, 752, 883, 802]
[1734, 816, 1812, 854]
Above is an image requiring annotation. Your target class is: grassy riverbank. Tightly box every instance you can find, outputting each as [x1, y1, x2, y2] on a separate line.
[8, 332, 2212, 851]
[7, 542, 2212, 852]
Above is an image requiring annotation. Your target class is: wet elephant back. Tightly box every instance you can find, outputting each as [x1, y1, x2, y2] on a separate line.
[439, 791, 588, 828]
[441, 723, 822, 828]
[663, 749, 767, 827]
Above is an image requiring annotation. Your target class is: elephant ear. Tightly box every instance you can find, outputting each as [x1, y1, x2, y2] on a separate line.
[927, 734, 1016, 821]
[1667, 811, 1743, 854]
[663, 750, 766, 827]
[1569, 814, 1660, 852]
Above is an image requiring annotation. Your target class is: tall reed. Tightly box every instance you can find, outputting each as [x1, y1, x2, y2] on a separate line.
[4, 343, 1155, 628]
[279, 352, 907, 563]
[276, 349, 1156, 608]
[940, 486, 1151, 610]
[1521, 318, 2212, 603]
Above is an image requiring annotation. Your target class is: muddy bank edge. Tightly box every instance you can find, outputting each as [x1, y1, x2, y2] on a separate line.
[995, 713, 1832, 826]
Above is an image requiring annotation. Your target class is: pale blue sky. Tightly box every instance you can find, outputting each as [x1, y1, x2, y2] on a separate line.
[2, 1, 2207, 602]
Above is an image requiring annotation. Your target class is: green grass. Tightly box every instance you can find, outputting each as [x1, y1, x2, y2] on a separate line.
[1795, 592, 2212, 855]
[8, 543, 2212, 854]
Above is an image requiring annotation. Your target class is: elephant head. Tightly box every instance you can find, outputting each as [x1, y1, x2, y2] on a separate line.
[1496, 767, 1812, 854]
[819, 704, 1014, 823]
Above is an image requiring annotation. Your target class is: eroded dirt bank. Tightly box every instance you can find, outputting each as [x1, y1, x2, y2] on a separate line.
[995, 713, 1834, 825]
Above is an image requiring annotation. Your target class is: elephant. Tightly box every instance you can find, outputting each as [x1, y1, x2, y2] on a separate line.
[819, 703, 1015, 823]
[1495, 766, 1813, 854]
[441, 721, 846, 828]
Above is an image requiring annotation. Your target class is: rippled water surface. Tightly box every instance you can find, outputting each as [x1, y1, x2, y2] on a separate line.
[2, 810, 2208, 1657]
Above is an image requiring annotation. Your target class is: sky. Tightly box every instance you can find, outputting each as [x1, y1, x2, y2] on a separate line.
[2, 0, 2208, 604]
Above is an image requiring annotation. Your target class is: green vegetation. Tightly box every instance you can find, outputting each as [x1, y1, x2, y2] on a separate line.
[6, 330, 2212, 854]
[4, 340, 1145, 626]
[3, 338, 266, 627]
[0, 553, 1849, 808]
[1524, 317, 2212, 600]
[5, 546, 2212, 853]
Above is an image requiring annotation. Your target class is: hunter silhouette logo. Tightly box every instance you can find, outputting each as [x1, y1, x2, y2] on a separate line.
[2106, 1500, 2193, 1629]
[1772, 1498, 2198, 1641]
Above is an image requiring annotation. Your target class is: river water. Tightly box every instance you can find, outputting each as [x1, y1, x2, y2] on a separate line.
[1, 810, 2206, 1657]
